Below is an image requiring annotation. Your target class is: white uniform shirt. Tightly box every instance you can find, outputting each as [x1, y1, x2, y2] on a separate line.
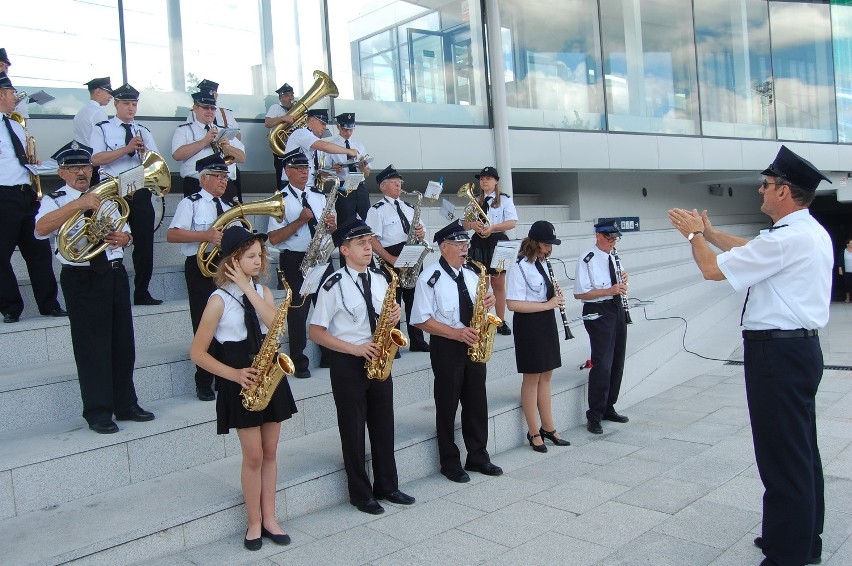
[365, 196, 416, 248]
[185, 107, 240, 131]
[73, 100, 109, 146]
[311, 265, 389, 345]
[717, 209, 832, 331]
[478, 192, 518, 228]
[326, 134, 366, 183]
[506, 257, 552, 303]
[171, 120, 245, 180]
[411, 260, 478, 328]
[0, 116, 30, 186]
[574, 245, 619, 303]
[90, 117, 160, 180]
[168, 189, 233, 257]
[283, 128, 322, 187]
[265, 103, 288, 120]
[210, 283, 269, 343]
[266, 184, 327, 252]
[34, 185, 130, 264]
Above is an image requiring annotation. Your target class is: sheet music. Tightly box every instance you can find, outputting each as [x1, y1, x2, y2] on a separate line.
[300, 263, 330, 296]
[25, 160, 58, 176]
[213, 127, 239, 143]
[343, 173, 365, 193]
[440, 198, 456, 221]
[491, 240, 521, 272]
[117, 164, 145, 198]
[424, 180, 443, 199]
[393, 245, 430, 269]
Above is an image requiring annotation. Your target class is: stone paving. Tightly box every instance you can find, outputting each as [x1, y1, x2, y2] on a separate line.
[148, 304, 852, 566]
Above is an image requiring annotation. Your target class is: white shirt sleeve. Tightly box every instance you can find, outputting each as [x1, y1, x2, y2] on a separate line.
[505, 262, 526, 302]
[717, 236, 785, 293]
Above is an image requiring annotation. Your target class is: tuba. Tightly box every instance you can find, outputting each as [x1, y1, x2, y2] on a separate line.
[9, 112, 42, 201]
[457, 182, 490, 238]
[268, 70, 339, 156]
[365, 259, 408, 381]
[56, 152, 171, 263]
[466, 258, 502, 363]
[197, 192, 285, 278]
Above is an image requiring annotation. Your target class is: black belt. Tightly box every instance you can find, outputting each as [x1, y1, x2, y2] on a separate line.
[1, 184, 31, 191]
[63, 259, 124, 271]
[742, 329, 818, 341]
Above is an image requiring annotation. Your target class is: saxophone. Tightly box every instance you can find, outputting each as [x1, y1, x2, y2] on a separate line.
[240, 280, 296, 411]
[365, 260, 409, 381]
[399, 190, 434, 289]
[466, 259, 502, 363]
[299, 173, 346, 276]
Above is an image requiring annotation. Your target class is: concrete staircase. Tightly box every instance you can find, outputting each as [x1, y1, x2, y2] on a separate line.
[1, 194, 764, 566]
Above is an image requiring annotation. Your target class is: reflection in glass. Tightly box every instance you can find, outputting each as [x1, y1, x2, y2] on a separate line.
[769, 1, 836, 142]
[694, 0, 774, 139]
[600, 0, 699, 135]
[832, 2, 852, 143]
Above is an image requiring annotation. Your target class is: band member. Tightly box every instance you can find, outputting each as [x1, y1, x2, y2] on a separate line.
[190, 79, 243, 202]
[462, 166, 517, 336]
[35, 141, 154, 434]
[411, 220, 503, 483]
[365, 165, 430, 352]
[669, 146, 832, 566]
[90, 83, 162, 306]
[839, 239, 852, 303]
[73, 77, 112, 146]
[309, 218, 415, 515]
[264, 83, 296, 188]
[190, 225, 296, 551]
[506, 221, 570, 452]
[327, 113, 370, 224]
[573, 222, 629, 434]
[282, 108, 358, 189]
[167, 154, 233, 401]
[172, 88, 245, 203]
[0, 71, 65, 323]
[267, 148, 337, 379]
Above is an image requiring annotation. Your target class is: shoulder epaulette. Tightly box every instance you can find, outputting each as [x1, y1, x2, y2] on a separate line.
[136, 124, 151, 132]
[178, 123, 192, 128]
[403, 201, 414, 209]
[187, 193, 203, 202]
[427, 270, 441, 288]
[500, 192, 511, 198]
[372, 201, 385, 209]
[323, 273, 342, 291]
[47, 190, 66, 200]
[95, 120, 109, 126]
[583, 252, 594, 264]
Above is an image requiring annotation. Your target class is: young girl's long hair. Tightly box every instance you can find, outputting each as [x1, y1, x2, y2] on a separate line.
[214, 236, 270, 288]
[518, 237, 541, 263]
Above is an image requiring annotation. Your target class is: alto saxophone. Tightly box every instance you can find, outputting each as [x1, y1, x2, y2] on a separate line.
[399, 190, 434, 289]
[365, 260, 409, 381]
[466, 259, 502, 363]
[241, 280, 296, 411]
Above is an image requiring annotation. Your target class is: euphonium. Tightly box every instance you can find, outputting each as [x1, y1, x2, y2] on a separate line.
[457, 182, 490, 238]
[466, 258, 502, 363]
[197, 192, 285, 278]
[241, 279, 296, 411]
[9, 112, 42, 201]
[365, 259, 408, 381]
[268, 70, 339, 156]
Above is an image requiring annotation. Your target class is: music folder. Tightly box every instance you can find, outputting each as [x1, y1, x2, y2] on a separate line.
[491, 240, 521, 272]
[424, 180, 443, 199]
[393, 245, 430, 270]
[440, 198, 456, 221]
[300, 263, 330, 296]
[343, 173, 365, 193]
[213, 127, 239, 143]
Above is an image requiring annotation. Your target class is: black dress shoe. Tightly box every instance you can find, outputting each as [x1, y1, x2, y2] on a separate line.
[394, 351, 401, 359]
[354, 498, 385, 515]
[540, 428, 570, 446]
[134, 296, 163, 306]
[409, 342, 430, 352]
[528, 433, 548, 453]
[603, 410, 629, 423]
[293, 369, 311, 379]
[441, 469, 470, 483]
[115, 404, 155, 422]
[587, 420, 603, 434]
[261, 526, 291, 545]
[47, 308, 68, 317]
[89, 420, 119, 434]
[464, 461, 503, 476]
[497, 322, 512, 335]
[244, 530, 262, 551]
[377, 490, 415, 505]
[753, 538, 821, 565]
[3, 313, 19, 323]
[196, 386, 215, 401]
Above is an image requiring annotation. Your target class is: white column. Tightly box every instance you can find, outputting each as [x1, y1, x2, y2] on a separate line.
[484, 0, 513, 195]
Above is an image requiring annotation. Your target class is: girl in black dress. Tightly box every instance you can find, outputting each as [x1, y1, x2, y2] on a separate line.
[190, 226, 297, 550]
[506, 221, 570, 452]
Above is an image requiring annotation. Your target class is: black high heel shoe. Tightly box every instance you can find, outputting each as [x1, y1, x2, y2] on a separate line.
[527, 432, 548, 453]
[540, 428, 570, 446]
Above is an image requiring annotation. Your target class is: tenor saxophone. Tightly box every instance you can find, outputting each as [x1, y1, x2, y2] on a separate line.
[365, 260, 409, 381]
[241, 281, 296, 411]
[299, 173, 348, 276]
[399, 190, 434, 289]
[466, 259, 502, 363]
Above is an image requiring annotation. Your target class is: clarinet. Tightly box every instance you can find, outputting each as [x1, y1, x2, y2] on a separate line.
[611, 248, 632, 324]
[545, 258, 574, 340]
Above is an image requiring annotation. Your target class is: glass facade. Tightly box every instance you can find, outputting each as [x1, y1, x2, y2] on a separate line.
[832, 0, 852, 143]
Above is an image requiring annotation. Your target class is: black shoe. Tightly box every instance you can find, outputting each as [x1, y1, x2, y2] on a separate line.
[89, 420, 119, 434]
[47, 308, 67, 317]
[527, 433, 548, 453]
[394, 351, 401, 359]
[354, 498, 385, 515]
[464, 461, 503, 476]
[753, 537, 821, 565]
[293, 369, 311, 379]
[115, 404, 155, 422]
[377, 490, 415, 505]
[587, 420, 603, 434]
[409, 342, 430, 352]
[441, 469, 471, 483]
[3, 313, 19, 323]
[244, 530, 262, 551]
[497, 322, 511, 335]
[540, 428, 570, 446]
[196, 385, 215, 401]
[603, 410, 629, 423]
[134, 296, 163, 306]
[261, 526, 291, 545]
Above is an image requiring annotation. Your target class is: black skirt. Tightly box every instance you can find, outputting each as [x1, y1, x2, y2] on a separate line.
[215, 339, 298, 434]
[469, 232, 509, 275]
[512, 309, 562, 374]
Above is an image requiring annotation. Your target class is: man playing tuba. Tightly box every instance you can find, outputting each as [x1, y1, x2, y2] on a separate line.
[35, 141, 154, 434]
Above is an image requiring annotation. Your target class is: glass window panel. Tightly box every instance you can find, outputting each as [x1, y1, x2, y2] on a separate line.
[832, 0, 852, 143]
[769, 1, 836, 142]
[694, 0, 775, 139]
[498, 0, 604, 130]
[600, 0, 700, 135]
[270, 0, 326, 107]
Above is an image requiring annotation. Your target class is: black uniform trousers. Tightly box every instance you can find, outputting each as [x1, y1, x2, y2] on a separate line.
[744, 334, 824, 566]
[126, 190, 155, 301]
[328, 350, 399, 504]
[582, 301, 627, 423]
[273, 155, 285, 190]
[60, 261, 137, 425]
[279, 250, 312, 372]
[184, 256, 217, 389]
[383, 242, 428, 349]
[430, 335, 490, 473]
[182, 176, 239, 205]
[0, 187, 60, 317]
[334, 182, 370, 225]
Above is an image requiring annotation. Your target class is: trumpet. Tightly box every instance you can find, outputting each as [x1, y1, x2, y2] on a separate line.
[207, 125, 235, 166]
